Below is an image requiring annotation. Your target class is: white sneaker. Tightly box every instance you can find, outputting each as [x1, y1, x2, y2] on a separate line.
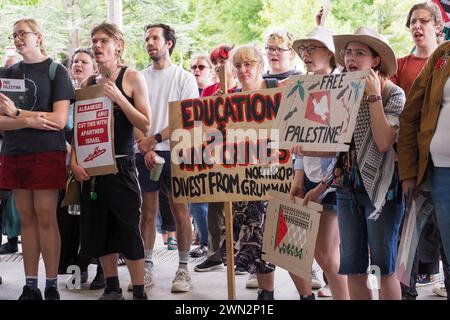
[171, 269, 193, 293]
[246, 273, 259, 289]
[432, 284, 447, 298]
[311, 260, 325, 289]
[127, 263, 154, 292]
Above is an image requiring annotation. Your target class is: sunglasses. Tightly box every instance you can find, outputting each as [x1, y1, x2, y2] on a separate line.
[190, 64, 210, 71]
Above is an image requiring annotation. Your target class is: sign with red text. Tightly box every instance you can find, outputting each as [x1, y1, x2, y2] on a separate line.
[169, 88, 293, 203]
[74, 85, 117, 176]
[273, 71, 368, 152]
[262, 191, 322, 280]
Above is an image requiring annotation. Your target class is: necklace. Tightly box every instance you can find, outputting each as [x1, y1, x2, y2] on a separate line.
[99, 66, 121, 79]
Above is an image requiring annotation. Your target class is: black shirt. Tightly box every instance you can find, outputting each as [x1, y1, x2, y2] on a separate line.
[1, 58, 75, 156]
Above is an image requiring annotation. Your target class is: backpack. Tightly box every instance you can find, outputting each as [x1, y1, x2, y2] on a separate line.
[9, 59, 59, 81]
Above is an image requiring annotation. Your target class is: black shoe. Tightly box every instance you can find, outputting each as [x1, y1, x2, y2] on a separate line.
[90, 268, 105, 290]
[18, 286, 43, 300]
[133, 292, 148, 300]
[0, 242, 18, 255]
[80, 270, 88, 284]
[300, 293, 315, 300]
[44, 287, 60, 300]
[257, 289, 274, 300]
[194, 260, 223, 272]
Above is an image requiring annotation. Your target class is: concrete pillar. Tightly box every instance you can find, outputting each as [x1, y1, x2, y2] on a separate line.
[107, 0, 123, 30]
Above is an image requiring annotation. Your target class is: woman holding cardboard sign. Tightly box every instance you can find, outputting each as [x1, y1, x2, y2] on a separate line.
[297, 27, 405, 300]
[229, 44, 279, 300]
[70, 22, 151, 300]
[0, 18, 74, 300]
[289, 26, 349, 300]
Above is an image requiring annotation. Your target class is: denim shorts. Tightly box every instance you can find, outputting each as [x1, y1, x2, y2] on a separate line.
[336, 188, 403, 276]
[304, 175, 336, 213]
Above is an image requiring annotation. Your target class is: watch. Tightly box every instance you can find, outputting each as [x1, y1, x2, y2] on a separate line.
[366, 95, 382, 103]
[155, 133, 162, 143]
[15, 108, 21, 117]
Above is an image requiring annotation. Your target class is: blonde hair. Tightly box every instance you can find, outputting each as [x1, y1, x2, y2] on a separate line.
[231, 44, 265, 66]
[13, 19, 46, 55]
[265, 28, 295, 49]
[90, 22, 126, 65]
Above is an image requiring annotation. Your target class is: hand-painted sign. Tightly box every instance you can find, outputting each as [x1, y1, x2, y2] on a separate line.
[169, 87, 293, 203]
[273, 71, 368, 152]
[262, 191, 322, 280]
[74, 85, 117, 176]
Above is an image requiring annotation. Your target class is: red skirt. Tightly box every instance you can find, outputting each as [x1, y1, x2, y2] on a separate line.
[0, 151, 67, 190]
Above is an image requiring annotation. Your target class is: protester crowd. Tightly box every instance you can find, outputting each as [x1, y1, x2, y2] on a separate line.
[0, 1, 449, 301]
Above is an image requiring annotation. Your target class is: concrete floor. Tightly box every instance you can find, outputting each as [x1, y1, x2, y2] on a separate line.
[0, 235, 446, 300]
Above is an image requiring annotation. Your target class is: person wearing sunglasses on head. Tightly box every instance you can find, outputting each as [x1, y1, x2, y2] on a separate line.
[190, 53, 214, 96]
[263, 28, 301, 81]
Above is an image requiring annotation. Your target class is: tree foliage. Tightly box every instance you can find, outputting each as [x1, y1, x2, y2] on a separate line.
[0, 0, 422, 69]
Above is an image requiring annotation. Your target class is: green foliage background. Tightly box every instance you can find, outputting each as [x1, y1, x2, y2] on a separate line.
[0, 0, 418, 70]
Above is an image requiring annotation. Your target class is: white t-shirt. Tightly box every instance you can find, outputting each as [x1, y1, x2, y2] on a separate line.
[430, 77, 450, 167]
[141, 64, 199, 151]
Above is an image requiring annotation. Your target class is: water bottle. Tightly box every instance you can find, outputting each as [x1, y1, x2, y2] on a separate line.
[68, 204, 81, 216]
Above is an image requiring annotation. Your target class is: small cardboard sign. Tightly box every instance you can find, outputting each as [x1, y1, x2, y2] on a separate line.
[273, 71, 368, 152]
[262, 191, 322, 280]
[0, 68, 27, 107]
[169, 88, 293, 203]
[74, 85, 118, 176]
[396, 194, 434, 286]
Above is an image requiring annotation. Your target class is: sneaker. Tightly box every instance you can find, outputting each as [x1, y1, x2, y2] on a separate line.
[133, 292, 148, 300]
[171, 269, 193, 292]
[127, 263, 155, 292]
[246, 273, 259, 289]
[318, 286, 332, 298]
[311, 264, 325, 289]
[432, 285, 448, 298]
[235, 265, 247, 275]
[18, 286, 43, 300]
[416, 274, 436, 287]
[168, 237, 178, 250]
[90, 267, 105, 290]
[190, 244, 208, 258]
[257, 289, 274, 300]
[300, 293, 316, 300]
[0, 241, 18, 255]
[99, 288, 125, 300]
[44, 287, 60, 300]
[194, 260, 223, 272]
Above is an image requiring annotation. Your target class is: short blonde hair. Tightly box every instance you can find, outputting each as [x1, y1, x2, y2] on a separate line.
[13, 19, 46, 55]
[231, 44, 265, 66]
[265, 28, 295, 49]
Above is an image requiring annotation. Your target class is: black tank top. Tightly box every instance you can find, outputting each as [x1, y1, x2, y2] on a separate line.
[90, 67, 134, 155]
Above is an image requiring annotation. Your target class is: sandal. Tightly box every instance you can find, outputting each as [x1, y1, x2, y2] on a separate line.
[167, 237, 178, 250]
[118, 253, 126, 266]
[189, 244, 208, 258]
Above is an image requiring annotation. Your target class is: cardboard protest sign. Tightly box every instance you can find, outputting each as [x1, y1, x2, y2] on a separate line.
[74, 85, 118, 176]
[0, 68, 27, 108]
[262, 191, 322, 280]
[273, 71, 368, 152]
[169, 87, 293, 203]
[396, 194, 434, 286]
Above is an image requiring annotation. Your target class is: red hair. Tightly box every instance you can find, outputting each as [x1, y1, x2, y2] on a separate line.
[210, 44, 234, 65]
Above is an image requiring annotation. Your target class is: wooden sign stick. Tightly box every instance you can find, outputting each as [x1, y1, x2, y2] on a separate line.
[219, 65, 236, 300]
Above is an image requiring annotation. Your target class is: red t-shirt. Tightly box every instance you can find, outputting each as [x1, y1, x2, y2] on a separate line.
[200, 82, 235, 97]
[391, 54, 428, 97]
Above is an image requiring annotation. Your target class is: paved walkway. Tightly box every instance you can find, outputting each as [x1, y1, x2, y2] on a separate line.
[0, 235, 446, 300]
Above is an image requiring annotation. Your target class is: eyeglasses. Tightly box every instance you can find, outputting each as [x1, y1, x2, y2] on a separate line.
[265, 46, 291, 54]
[190, 64, 210, 71]
[9, 31, 37, 41]
[340, 48, 371, 59]
[297, 45, 326, 55]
